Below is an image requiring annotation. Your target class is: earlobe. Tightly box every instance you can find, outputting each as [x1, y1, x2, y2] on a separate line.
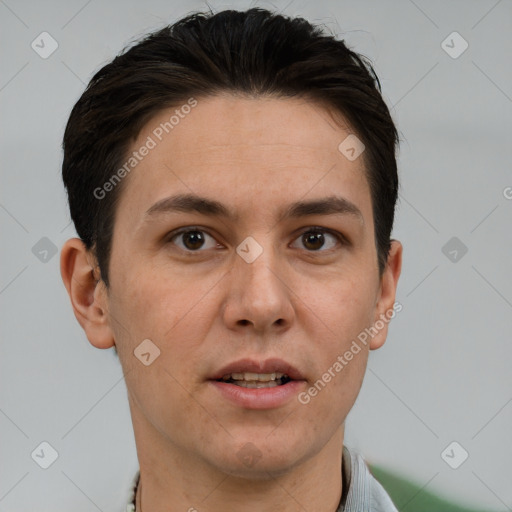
[60, 237, 115, 349]
[369, 239, 403, 350]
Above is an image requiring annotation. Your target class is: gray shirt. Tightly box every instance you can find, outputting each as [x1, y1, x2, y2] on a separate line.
[340, 445, 399, 511]
[126, 445, 398, 511]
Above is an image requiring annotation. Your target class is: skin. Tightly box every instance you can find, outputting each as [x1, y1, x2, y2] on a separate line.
[61, 93, 402, 512]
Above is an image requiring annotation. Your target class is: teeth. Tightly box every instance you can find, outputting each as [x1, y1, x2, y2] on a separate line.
[234, 381, 279, 388]
[222, 372, 286, 382]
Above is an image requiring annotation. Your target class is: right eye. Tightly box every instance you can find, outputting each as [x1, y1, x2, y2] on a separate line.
[167, 227, 220, 252]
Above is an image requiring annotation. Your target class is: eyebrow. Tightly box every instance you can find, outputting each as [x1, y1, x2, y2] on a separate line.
[144, 193, 364, 224]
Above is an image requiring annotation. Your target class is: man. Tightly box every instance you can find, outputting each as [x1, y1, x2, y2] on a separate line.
[60, 7, 402, 511]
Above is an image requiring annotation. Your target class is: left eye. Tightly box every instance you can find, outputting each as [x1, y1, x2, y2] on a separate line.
[290, 228, 342, 252]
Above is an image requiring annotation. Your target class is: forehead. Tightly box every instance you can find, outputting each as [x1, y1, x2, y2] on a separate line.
[115, 94, 372, 226]
[149, 93, 353, 153]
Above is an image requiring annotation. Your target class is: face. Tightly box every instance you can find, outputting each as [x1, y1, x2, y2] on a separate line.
[101, 93, 398, 477]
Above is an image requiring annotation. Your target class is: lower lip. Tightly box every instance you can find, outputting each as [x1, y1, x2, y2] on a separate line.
[209, 380, 306, 410]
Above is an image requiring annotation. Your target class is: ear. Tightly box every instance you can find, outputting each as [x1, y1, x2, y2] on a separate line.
[369, 239, 403, 350]
[60, 237, 115, 349]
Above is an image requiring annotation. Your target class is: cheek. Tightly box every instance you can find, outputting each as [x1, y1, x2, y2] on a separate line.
[301, 272, 376, 344]
[109, 252, 177, 323]
[108, 263, 217, 376]
[302, 339, 369, 436]
[298, 275, 374, 401]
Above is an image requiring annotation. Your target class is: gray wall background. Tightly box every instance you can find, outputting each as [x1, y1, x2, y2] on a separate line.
[1, 0, 511, 510]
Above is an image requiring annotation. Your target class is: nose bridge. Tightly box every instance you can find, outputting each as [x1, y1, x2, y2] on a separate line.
[235, 234, 282, 296]
[225, 233, 293, 330]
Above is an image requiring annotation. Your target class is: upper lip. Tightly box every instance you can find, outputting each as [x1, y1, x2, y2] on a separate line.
[211, 358, 305, 381]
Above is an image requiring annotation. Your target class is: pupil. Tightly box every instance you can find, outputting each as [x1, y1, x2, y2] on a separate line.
[304, 232, 324, 250]
[184, 231, 204, 250]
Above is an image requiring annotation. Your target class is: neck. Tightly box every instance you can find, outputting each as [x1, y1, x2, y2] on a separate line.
[130, 398, 344, 512]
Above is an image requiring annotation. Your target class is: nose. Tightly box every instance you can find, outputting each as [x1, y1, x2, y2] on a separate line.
[221, 240, 295, 335]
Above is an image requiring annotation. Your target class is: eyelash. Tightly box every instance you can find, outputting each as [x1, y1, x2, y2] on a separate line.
[165, 226, 348, 254]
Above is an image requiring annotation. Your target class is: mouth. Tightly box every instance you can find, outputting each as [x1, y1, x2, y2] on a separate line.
[209, 358, 306, 409]
[217, 371, 293, 388]
[210, 358, 305, 384]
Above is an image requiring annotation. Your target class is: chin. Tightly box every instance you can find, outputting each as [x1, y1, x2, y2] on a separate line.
[219, 457, 300, 481]
[207, 438, 312, 480]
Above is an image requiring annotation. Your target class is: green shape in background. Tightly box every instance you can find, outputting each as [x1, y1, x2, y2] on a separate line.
[368, 464, 497, 512]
